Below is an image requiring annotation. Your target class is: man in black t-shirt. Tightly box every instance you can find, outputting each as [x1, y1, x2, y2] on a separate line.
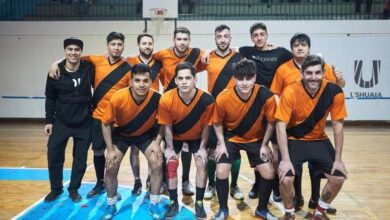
[44, 38, 94, 203]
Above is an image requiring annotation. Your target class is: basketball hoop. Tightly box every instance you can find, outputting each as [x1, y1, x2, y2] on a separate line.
[149, 8, 167, 35]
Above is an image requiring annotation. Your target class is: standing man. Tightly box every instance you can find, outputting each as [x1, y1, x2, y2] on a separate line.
[158, 62, 214, 219]
[197, 24, 244, 200]
[101, 63, 164, 220]
[270, 33, 345, 212]
[212, 59, 277, 220]
[276, 55, 347, 220]
[239, 22, 293, 199]
[154, 27, 205, 196]
[44, 38, 94, 203]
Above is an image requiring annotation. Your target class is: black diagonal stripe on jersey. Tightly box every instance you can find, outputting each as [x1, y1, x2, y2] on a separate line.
[224, 87, 273, 138]
[172, 92, 214, 135]
[165, 48, 201, 92]
[93, 62, 131, 108]
[150, 60, 162, 82]
[287, 83, 343, 139]
[211, 53, 242, 97]
[116, 92, 161, 135]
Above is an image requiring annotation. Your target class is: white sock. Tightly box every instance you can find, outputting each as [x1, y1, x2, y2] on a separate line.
[150, 194, 160, 205]
[107, 196, 117, 206]
[314, 199, 330, 215]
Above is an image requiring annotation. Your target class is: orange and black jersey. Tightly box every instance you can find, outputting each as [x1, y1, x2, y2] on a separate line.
[158, 88, 214, 141]
[197, 50, 243, 98]
[153, 47, 204, 92]
[275, 80, 347, 141]
[213, 84, 276, 143]
[270, 59, 337, 95]
[127, 56, 162, 91]
[82, 55, 131, 120]
[101, 88, 161, 138]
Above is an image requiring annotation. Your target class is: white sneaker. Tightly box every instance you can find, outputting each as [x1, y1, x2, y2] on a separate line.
[230, 186, 244, 200]
[182, 181, 194, 196]
[204, 185, 216, 199]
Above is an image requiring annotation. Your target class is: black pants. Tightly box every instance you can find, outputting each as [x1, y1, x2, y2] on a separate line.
[47, 120, 92, 192]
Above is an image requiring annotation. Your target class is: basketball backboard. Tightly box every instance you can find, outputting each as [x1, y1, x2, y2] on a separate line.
[142, 0, 178, 19]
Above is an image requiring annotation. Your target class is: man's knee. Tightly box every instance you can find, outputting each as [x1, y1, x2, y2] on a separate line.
[328, 175, 345, 186]
[216, 165, 230, 179]
[166, 158, 179, 179]
[281, 176, 295, 187]
[258, 163, 275, 180]
[195, 155, 206, 170]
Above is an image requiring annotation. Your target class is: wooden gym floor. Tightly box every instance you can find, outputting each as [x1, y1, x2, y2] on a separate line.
[0, 121, 389, 220]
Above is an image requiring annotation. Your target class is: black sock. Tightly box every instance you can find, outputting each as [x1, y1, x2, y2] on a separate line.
[310, 169, 321, 201]
[94, 154, 105, 185]
[196, 187, 205, 202]
[254, 170, 261, 188]
[294, 174, 303, 198]
[273, 175, 280, 197]
[168, 189, 178, 202]
[181, 151, 191, 182]
[257, 176, 274, 211]
[216, 177, 229, 210]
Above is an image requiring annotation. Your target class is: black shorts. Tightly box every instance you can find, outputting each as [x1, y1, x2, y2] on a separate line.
[217, 140, 266, 167]
[172, 139, 201, 154]
[285, 139, 345, 177]
[112, 134, 153, 155]
[207, 128, 217, 150]
[91, 118, 105, 151]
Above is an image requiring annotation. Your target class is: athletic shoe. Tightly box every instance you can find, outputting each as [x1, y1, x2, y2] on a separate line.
[212, 208, 229, 220]
[308, 199, 337, 214]
[248, 183, 258, 199]
[254, 208, 277, 219]
[308, 198, 317, 209]
[69, 190, 82, 203]
[164, 201, 179, 219]
[279, 212, 295, 220]
[272, 193, 282, 202]
[293, 195, 304, 210]
[44, 189, 63, 202]
[132, 179, 142, 196]
[230, 186, 244, 200]
[87, 183, 105, 198]
[117, 193, 122, 201]
[204, 185, 215, 200]
[149, 203, 164, 220]
[195, 200, 207, 219]
[311, 212, 330, 220]
[104, 204, 117, 220]
[182, 181, 195, 196]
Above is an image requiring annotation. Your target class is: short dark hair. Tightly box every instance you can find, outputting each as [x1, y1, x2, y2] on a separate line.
[290, 33, 311, 49]
[174, 26, 191, 38]
[301, 55, 325, 73]
[106, 31, 125, 44]
[175, 61, 197, 77]
[250, 22, 267, 36]
[137, 33, 154, 44]
[233, 59, 257, 79]
[131, 63, 151, 78]
[215, 24, 230, 33]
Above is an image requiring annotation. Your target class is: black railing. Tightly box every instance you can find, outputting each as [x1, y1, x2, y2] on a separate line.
[0, 0, 387, 21]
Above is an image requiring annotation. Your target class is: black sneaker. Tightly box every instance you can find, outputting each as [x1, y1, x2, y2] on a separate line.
[87, 183, 105, 198]
[248, 183, 258, 199]
[273, 193, 282, 202]
[132, 179, 142, 196]
[164, 201, 179, 219]
[308, 199, 337, 214]
[293, 195, 304, 210]
[195, 200, 207, 219]
[69, 190, 82, 203]
[44, 189, 63, 202]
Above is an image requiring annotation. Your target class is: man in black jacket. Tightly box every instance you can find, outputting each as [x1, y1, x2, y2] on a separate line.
[44, 37, 94, 203]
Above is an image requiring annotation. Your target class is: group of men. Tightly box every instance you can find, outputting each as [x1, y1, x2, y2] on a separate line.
[44, 22, 347, 220]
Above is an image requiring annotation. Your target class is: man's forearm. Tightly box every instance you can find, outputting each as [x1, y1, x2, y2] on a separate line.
[276, 121, 290, 161]
[332, 120, 344, 161]
[102, 123, 113, 150]
[199, 126, 210, 150]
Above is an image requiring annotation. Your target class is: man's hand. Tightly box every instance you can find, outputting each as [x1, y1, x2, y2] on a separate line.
[331, 160, 348, 178]
[201, 50, 212, 64]
[105, 149, 118, 169]
[195, 147, 208, 165]
[259, 144, 273, 163]
[44, 124, 53, 136]
[49, 62, 61, 80]
[164, 147, 176, 161]
[214, 143, 228, 162]
[267, 42, 278, 50]
[278, 160, 295, 182]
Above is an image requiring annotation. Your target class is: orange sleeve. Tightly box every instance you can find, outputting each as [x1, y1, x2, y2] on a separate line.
[324, 63, 336, 83]
[157, 94, 173, 125]
[81, 55, 92, 62]
[274, 87, 294, 123]
[270, 66, 284, 95]
[264, 96, 277, 123]
[330, 92, 347, 121]
[101, 98, 116, 125]
[153, 50, 165, 62]
[212, 96, 226, 124]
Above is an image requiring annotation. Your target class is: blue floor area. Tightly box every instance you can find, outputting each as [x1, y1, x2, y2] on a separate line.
[0, 168, 71, 181]
[16, 182, 195, 220]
